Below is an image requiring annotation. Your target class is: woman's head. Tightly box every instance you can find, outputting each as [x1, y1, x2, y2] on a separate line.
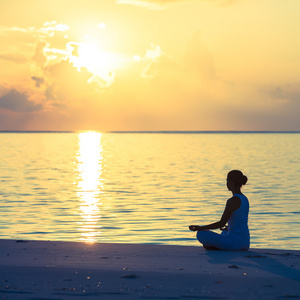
[227, 170, 248, 188]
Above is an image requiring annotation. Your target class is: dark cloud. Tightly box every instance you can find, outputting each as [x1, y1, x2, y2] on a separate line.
[0, 53, 27, 64]
[0, 89, 43, 112]
[260, 83, 300, 105]
[31, 76, 44, 87]
[268, 86, 284, 100]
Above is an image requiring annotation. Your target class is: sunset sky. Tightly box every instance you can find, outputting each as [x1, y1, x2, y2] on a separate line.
[0, 0, 299, 131]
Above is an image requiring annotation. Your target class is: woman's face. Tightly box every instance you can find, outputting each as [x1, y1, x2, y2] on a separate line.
[226, 177, 234, 191]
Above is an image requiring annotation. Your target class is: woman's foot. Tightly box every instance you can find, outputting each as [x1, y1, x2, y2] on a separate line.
[203, 245, 220, 250]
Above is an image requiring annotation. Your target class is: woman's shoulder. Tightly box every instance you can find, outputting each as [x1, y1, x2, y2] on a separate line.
[227, 195, 241, 210]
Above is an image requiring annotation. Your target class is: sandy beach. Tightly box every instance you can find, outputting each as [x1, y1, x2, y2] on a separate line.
[0, 239, 299, 299]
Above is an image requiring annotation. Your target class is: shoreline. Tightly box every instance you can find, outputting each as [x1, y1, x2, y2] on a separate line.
[0, 239, 299, 299]
[1, 130, 300, 134]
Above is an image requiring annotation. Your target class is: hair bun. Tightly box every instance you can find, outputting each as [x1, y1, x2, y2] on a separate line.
[242, 175, 248, 185]
[227, 170, 248, 187]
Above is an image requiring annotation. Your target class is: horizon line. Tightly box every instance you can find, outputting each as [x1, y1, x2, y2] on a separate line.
[0, 130, 300, 134]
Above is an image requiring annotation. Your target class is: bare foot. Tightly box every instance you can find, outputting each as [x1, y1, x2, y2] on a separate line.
[203, 245, 220, 250]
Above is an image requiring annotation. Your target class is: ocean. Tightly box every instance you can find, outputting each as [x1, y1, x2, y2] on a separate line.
[0, 132, 299, 250]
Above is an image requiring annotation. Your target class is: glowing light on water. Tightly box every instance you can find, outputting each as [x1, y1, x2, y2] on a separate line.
[77, 132, 103, 243]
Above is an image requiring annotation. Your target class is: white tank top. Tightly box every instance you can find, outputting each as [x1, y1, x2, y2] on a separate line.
[228, 194, 250, 237]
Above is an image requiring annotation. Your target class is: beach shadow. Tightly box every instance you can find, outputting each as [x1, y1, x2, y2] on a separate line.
[204, 249, 300, 282]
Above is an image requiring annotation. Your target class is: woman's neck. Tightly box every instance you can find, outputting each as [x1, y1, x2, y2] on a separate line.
[231, 188, 242, 195]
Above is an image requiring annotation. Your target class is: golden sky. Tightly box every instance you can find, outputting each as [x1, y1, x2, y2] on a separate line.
[0, 0, 299, 131]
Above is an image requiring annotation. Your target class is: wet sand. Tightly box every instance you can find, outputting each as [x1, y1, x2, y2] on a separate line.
[0, 239, 299, 299]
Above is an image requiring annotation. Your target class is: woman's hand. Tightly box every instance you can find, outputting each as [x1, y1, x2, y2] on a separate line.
[220, 226, 228, 231]
[189, 225, 201, 231]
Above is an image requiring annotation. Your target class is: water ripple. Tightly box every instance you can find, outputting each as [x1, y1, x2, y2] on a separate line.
[0, 132, 300, 249]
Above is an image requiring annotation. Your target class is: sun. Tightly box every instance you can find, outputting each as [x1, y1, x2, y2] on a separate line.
[71, 41, 123, 86]
[78, 42, 119, 72]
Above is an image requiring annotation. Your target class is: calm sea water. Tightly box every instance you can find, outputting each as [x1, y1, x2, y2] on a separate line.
[0, 132, 299, 250]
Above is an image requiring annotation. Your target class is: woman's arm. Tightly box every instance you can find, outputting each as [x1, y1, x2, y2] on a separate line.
[189, 196, 241, 231]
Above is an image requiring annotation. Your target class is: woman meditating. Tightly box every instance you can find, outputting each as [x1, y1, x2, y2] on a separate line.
[189, 170, 250, 251]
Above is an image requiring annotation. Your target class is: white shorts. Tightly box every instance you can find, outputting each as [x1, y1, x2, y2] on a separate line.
[196, 230, 250, 251]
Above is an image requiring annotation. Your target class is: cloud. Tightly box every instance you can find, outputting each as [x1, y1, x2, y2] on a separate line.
[0, 21, 70, 67]
[0, 89, 43, 112]
[262, 83, 300, 111]
[44, 59, 95, 103]
[31, 76, 45, 87]
[0, 21, 69, 36]
[0, 17, 299, 131]
[0, 52, 28, 64]
[39, 21, 69, 34]
[67, 42, 80, 57]
[1, 20, 112, 114]
[184, 31, 218, 81]
[140, 44, 163, 78]
[116, 0, 237, 9]
[33, 40, 49, 67]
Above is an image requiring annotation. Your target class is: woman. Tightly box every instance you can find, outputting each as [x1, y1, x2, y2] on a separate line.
[189, 170, 250, 251]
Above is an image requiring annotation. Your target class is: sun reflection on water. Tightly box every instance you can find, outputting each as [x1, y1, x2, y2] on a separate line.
[77, 132, 103, 243]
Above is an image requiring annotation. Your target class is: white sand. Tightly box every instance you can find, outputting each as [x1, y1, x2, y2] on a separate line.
[0, 239, 299, 299]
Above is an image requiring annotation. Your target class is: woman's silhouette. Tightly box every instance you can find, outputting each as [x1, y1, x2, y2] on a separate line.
[189, 170, 250, 250]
